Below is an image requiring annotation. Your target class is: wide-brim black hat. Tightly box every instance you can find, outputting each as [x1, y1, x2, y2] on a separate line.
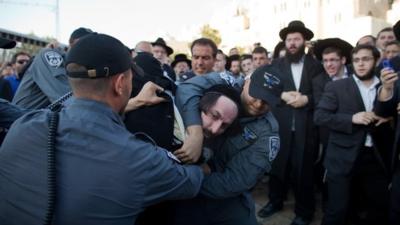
[171, 53, 191, 69]
[314, 38, 353, 64]
[394, 20, 400, 41]
[0, 37, 16, 49]
[279, 20, 314, 41]
[151, 37, 173, 56]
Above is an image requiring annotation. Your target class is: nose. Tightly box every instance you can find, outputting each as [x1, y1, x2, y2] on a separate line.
[210, 120, 223, 135]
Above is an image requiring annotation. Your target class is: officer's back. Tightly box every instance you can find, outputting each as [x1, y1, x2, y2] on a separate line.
[0, 33, 203, 225]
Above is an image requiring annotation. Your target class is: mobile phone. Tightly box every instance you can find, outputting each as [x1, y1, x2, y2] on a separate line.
[382, 59, 393, 70]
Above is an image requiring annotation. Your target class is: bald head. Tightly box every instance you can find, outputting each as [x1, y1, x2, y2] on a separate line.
[135, 41, 153, 54]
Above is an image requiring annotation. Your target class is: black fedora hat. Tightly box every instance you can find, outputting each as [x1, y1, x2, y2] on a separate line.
[0, 37, 16, 49]
[151, 37, 174, 56]
[279, 20, 314, 41]
[171, 53, 191, 69]
[394, 20, 400, 41]
[314, 38, 353, 64]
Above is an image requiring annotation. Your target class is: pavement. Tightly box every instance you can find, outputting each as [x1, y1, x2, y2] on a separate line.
[252, 177, 323, 225]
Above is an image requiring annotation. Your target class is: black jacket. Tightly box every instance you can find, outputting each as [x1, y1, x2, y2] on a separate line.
[315, 77, 393, 175]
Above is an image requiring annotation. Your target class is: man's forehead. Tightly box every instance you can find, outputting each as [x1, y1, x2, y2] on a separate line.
[353, 49, 372, 56]
[213, 96, 237, 119]
[379, 31, 394, 37]
[322, 52, 340, 58]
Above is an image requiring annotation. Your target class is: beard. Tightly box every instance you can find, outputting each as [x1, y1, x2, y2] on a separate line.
[354, 67, 376, 81]
[286, 45, 305, 63]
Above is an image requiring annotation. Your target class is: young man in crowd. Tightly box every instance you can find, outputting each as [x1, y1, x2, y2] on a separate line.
[315, 45, 392, 225]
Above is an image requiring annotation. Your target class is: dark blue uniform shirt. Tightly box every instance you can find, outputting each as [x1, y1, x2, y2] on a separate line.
[0, 98, 203, 225]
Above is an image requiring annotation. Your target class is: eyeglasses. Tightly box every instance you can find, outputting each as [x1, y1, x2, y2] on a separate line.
[352, 56, 374, 64]
[322, 58, 341, 64]
[17, 60, 29, 64]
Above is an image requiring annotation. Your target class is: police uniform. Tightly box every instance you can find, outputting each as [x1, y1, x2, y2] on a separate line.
[0, 33, 203, 225]
[174, 71, 281, 225]
[12, 48, 71, 109]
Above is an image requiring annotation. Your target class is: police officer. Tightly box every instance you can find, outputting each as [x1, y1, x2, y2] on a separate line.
[174, 68, 282, 225]
[0, 33, 204, 225]
[12, 27, 93, 109]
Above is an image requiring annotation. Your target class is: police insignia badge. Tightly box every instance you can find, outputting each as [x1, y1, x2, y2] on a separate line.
[263, 72, 280, 88]
[44, 51, 63, 67]
[242, 127, 257, 143]
[219, 71, 235, 86]
[268, 136, 280, 161]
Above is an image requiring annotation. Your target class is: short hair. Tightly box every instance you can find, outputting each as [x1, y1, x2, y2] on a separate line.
[252, 46, 268, 55]
[11, 51, 30, 64]
[377, 27, 394, 38]
[351, 44, 380, 61]
[356, 35, 376, 46]
[240, 54, 252, 62]
[67, 63, 115, 97]
[199, 84, 241, 115]
[190, 38, 218, 58]
[216, 49, 227, 60]
[226, 54, 240, 71]
[322, 46, 344, 58]
[385, 40, 400, 48]
[272, 41, 285, 59]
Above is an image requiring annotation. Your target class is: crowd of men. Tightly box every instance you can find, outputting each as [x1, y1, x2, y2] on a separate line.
[0, 19, 399, 225]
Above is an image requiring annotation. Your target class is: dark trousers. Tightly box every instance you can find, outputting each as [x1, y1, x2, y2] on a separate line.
[390, 164, 400, 225]
[322, 148, 389, 225]
[268, 132, 315, 219]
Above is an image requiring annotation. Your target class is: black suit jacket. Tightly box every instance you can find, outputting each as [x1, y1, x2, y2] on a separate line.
[375, 80, 400, 173]
[269, 54, 323, 178]
[312, 65, 353, 149]
[315, 77, 392, 175]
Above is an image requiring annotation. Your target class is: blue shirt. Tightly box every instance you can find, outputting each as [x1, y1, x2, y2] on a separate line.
[4, 74, 20, 96]
[0, 98, 203, 225]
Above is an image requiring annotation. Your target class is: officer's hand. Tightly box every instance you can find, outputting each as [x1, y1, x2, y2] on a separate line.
[174, 125, 203, 164]
[352, 111, 376, 125]
[124, 82, 166, 112]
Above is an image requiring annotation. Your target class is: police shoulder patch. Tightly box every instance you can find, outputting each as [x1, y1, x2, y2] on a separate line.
[44, 51, 63, 67]
[268, 136, 280, 161]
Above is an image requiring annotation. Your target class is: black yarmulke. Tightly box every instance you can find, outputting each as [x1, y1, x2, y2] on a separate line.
[66, 33, 132, 79]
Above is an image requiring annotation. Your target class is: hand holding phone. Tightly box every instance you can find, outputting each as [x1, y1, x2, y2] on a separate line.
[382, 59, 394, 71]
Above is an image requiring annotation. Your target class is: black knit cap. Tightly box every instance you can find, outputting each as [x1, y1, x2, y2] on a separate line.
[66, 33, 134, 79]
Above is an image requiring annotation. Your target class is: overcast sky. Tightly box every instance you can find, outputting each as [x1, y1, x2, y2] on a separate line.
[0, 0, 232, 47]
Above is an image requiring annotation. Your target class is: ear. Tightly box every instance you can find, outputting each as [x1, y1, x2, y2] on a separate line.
[113, 74, 125, 96]
[341, 57, 346, 65]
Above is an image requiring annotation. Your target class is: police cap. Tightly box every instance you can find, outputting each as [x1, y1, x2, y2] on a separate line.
[0, 37, 16, 49]
[249, 66, 283, 106]
[66, 33, 140, 79]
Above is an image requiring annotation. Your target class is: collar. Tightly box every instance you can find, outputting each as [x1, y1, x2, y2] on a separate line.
[68, 98, 124, 125]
